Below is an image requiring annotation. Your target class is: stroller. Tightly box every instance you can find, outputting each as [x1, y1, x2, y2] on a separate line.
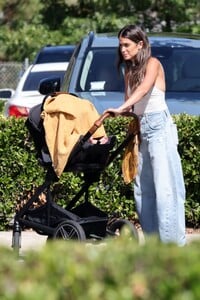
[12, 93, 140, 252]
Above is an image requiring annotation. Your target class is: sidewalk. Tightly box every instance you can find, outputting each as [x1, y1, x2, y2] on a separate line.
[0, 230, 200, 254]
[0, 231, 47, 253]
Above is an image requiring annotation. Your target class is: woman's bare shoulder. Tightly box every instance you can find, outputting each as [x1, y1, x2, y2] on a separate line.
[148, 57, 164, 75]
[148, 56, 160, 66]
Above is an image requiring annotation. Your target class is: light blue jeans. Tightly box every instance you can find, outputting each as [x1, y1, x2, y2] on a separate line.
[134, 110, 186, 246]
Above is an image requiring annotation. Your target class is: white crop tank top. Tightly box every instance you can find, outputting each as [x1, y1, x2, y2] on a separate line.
[127, 85, 167, 115]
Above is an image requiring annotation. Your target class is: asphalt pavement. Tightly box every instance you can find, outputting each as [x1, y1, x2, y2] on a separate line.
[0, 230, 200, 255]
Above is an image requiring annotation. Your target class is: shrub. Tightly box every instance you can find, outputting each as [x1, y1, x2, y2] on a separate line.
[0, 114, 199, 230]
[0, 101, 5, 113]
[174, 114, 200, 227]
[0, 116, 45, 229]
[0, 237, 200, 299]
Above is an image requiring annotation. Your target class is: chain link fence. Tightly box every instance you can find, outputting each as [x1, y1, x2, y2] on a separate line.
[0, 61, 25, 90]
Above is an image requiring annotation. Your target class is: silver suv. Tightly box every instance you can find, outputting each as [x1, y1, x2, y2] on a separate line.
[39, 32, 200, 115]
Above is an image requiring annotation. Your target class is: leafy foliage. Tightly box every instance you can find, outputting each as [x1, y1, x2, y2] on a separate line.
[0, 114, 199, 230]
[0, 0, 44, 28]
[0, 0, 199, 61]
[0, 100, 5, 113]
[0, 237, 200, 299]
[0, 116, 45, 229]
[174, 114, 200, 227]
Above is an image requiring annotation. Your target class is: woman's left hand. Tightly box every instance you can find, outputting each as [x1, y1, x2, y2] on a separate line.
[104, 107, 124, 116]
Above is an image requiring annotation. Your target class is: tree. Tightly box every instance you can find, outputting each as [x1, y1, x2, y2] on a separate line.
[0, 0, 43, 29]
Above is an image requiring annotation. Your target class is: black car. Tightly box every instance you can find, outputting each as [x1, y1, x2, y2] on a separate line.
[39, 32, 200, 115]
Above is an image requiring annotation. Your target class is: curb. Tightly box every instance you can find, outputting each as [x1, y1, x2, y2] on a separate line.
[1, 230, 200, 254]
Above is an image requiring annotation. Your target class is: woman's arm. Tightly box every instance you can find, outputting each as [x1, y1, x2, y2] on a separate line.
[124, 72, 129, 101]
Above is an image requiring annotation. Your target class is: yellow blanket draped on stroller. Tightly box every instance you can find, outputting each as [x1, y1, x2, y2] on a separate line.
[41, 93, 106, 177]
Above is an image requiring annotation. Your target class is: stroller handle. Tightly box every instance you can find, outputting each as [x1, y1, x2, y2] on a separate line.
[86, 111, 139, 138]
[94, 111, 139, 128]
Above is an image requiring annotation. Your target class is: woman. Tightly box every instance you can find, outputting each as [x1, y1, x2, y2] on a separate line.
[105, 24, 186, 246]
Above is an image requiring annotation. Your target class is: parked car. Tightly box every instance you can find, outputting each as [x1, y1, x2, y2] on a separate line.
[0, 88, 15, 114]
[33, 45, 75, 64]
[5, 62, 69, 117]
[39, 31, 200, 115]
[4, 44, 75, 117]
[0, 88, 14, 102]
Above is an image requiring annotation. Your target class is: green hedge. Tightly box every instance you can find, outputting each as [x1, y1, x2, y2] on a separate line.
[0, 101, 5, 113]
[0, 236, 200, 299]
[0, 114, 199, 230]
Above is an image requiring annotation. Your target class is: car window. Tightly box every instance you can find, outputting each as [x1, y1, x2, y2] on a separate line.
[23, 71, 65, 91]
[152, 47, 200, 92]
[35, 50, 74, 63]
[62, 43, 81, 91]
[77, 48, 125, 92]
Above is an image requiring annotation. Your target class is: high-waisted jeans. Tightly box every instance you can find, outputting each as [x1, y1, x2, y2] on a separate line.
[134, 110, 186, 246]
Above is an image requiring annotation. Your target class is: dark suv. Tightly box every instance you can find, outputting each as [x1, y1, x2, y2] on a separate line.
[39, 32, 200, 115]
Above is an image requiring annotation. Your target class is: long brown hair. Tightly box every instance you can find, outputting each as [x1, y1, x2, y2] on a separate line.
[117, 25, 151, 91]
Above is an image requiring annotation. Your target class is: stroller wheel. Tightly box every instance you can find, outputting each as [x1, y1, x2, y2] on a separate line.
[53, 220, 86, 241]
[107, 219, 138, 240]
[12, 230, 21, 252]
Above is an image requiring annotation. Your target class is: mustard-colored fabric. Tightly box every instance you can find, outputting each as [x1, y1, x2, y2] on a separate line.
[41, 93, 106, 177]
[122, 120, 140, 184]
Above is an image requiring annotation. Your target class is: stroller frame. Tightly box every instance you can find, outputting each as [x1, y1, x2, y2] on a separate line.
[12, 104, 140, 252]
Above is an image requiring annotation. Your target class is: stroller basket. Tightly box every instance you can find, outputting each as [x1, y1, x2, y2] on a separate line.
[71, 201, 108, 238]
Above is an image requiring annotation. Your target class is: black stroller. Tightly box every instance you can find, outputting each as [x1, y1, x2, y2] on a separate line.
[12, 93, 140, 252]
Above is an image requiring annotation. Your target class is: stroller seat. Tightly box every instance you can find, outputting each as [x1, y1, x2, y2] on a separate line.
[65, 135, 116, 172]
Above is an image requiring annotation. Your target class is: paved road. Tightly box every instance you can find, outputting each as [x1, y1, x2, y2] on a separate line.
[0, 230, 199, 255]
